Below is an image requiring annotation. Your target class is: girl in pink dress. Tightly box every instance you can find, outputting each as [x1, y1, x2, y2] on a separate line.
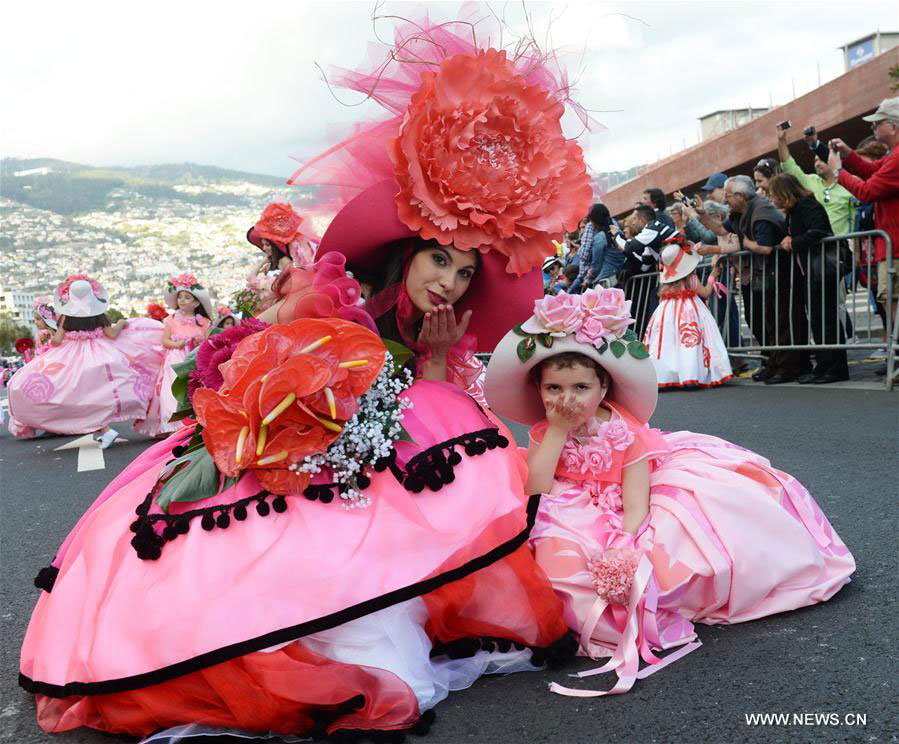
[20, 12, 594, 740]
[485, 288, 855, 697]
[643, 243, 733, 388]
[134, 274, 212, 437]
[7, 276, 148, 447]
[31, 296, 58, 357]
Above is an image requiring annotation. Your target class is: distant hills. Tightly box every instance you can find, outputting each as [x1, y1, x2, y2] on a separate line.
[1, 158, 309, 215]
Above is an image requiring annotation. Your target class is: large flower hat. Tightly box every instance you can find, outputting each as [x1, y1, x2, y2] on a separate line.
[291, 7, 595, 350]
[165, 273, 214, 318]
[247, 202, 318, 266]
[55, 274, 109, 318]
[485, 288, 658, 425]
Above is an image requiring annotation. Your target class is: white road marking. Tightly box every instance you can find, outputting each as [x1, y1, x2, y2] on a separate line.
[53, 434, 128, 472]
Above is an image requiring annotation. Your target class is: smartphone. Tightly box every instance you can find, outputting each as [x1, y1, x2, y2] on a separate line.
[829, 139, 840, 152]
[778, 120, 791, 130]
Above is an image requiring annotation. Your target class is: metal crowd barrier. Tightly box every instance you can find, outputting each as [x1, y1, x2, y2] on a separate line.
[621, 230, 896, 390]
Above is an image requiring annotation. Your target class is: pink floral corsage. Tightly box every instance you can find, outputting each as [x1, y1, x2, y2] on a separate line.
[588, 548, 642, 605]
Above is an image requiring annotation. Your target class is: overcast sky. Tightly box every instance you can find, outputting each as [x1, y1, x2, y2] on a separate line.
[3, 1, 897, 179]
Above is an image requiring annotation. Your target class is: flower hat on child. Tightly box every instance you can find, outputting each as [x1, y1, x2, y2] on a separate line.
[55, 274, 109, 318]
[32, 296, 58, 330]
[165, 273, 214, 318]
[485, 288, 658, 425]
[290, 8, 594, 350]
[659, 242, 701, 284]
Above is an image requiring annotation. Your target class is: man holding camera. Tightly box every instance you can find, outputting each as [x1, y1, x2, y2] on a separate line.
[777, 124, 855, 236]
[829, 97, 899, 354]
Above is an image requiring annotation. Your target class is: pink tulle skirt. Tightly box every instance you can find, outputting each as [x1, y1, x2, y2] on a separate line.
[20, 381, 568, 736]
[133, 345, 187, 437]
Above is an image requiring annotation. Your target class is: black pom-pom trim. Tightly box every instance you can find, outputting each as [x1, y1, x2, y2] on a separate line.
[429, 631, 578, 671]
[128, 427, 510, 560]
[33, 565, 59, 593]
[328, 709, 436, 742]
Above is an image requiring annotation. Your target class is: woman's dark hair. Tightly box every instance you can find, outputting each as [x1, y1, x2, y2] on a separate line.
[766, 173, 813, 210]
[267, 242, 289, 272]
[855, 136, 889, 160]
[529, 351, 611, 387]
[562, 264, 579, 282]
[588, 203, 612, 230]
[61, 313, 111, 332]
[753, 158, 781, 179]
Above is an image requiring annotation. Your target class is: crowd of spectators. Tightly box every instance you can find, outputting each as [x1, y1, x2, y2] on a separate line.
[544, 95, 899, 383]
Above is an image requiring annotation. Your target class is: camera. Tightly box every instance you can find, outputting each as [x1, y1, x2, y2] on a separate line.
[803, 126, 816, 137]
[778, 120, 791, 131]
[829, 139, 840, 152]
[679, 193, 693, 205]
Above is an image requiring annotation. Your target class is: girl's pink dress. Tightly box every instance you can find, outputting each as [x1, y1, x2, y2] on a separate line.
[20, 380, 569, 738]
[643, 275, 733, 388]
[7, 328, 151, 438]
[529, 402, 855, 695]
[134, 312, 210, 437]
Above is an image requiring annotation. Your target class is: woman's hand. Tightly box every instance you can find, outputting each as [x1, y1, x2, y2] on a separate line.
[545, 393, 587, 434]
[696, 244, 718, 256]
[827, 148, 842, 174]
[781, 236, 793, 252]
[417, 305, 472, 361]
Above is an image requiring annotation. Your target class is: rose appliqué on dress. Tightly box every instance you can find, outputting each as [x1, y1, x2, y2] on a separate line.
[22, 374, 55, 403]
[560, 414, 635, 476]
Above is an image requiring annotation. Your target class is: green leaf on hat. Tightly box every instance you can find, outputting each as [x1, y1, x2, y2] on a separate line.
[627, 340, 650, 359]
[610, 340, 626, 358]
[512, 323, 529, 337]
[156, 446, 230, 513]
[517, 336, 536, 362]
[597, 340, 609, 355]
[623, 329, 638, 342]
[538, 334, 554, 348]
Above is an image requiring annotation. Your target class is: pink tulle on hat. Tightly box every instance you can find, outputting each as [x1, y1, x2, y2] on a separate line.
[291, 5, 596, 350]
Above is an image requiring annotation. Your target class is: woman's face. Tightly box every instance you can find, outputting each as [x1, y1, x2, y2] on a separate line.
[260, 239, 274, 257]
[769, 192, 785, 210]
[405, 245, 477, 314]
[538, 362, 608, 425]
[34, 314, 48, 331]
[753, 171, 769, 194]
[671, 208, 684, 229]
[176, 291, 199, 313]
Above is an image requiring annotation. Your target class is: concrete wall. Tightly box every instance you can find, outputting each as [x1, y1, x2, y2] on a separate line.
[604, 51, 898, 217]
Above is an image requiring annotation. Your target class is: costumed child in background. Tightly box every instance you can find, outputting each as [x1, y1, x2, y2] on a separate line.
[643, 243, 733, 388]
[485, 288, 855, 697]
[7, 275, 148, 447]
[215, 306, 239, 330]
[134, 274, 211, 438]
[32, 296, 58, 357]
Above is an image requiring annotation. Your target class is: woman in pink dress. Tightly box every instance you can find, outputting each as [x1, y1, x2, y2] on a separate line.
[134, 274, 212, 437]
[643, 243, 733, 388]
[485, 288, 855, 696]
[20, 12, 594, 740]
[7, 276, 148, 447]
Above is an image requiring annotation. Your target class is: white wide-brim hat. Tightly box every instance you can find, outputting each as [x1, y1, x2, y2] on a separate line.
[55, 279, 109, 318]
[485, 289, 658, 425]
[165, 285, 213, 319]
[659, 242, 701, 284]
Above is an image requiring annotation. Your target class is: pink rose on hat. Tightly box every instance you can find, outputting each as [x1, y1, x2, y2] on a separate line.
[522, 292, 582, 336]
[578, 288, 633, 345]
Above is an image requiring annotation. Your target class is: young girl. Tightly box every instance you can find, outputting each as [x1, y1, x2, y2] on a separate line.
[31, 296, 57, 357]
[7, 276, 148, 447]
[134, 274, 211, 437]
[643, 243, 733, 387]
[215, 306, 238, 330]
[485, 288, 855, 696]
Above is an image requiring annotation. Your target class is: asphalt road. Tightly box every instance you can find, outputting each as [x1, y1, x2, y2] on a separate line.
[1, 384, 896, 744]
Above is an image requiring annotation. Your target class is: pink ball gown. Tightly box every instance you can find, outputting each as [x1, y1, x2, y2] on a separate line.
[7, 327, 152, 438]
[528, 401, 855, 696]
[20, 377, 569, 738]
[643, 276, 733, 388]
[134, 311, 210, 437]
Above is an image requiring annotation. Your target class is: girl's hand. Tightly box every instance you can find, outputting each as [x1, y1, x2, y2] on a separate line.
[545, 393, 587, 433]
[116, 318, 128, 328]
[417, 305, 472, 360]
[57, 315, 66, 330]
